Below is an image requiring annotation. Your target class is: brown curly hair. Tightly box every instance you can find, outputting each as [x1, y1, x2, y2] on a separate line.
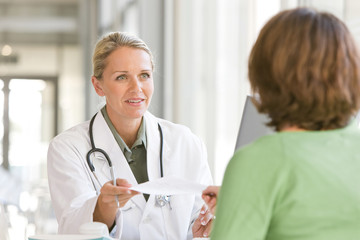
[248, 8, 360, 131]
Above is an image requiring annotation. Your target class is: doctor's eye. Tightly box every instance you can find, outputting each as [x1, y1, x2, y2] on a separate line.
[140, 73, 151, 79]
[116, 75, 127, 80]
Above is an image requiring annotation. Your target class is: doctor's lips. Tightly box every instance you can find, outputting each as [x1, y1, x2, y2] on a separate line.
[125, 98, 146, 104]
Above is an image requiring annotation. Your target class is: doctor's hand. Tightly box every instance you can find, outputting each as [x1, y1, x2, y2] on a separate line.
[93, 178, 139, 229]
[192, 203, 214, 238]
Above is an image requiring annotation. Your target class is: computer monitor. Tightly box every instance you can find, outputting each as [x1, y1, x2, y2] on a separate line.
[355, 111, 360, 126]
[234, 95, 274, 152]
[234, 97, 360, 152]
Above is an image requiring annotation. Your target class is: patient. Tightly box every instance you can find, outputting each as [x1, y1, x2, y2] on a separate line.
[204, 7, 360, 239]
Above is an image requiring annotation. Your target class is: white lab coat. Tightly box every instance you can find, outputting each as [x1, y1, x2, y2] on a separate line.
[47, 111, 213, 240]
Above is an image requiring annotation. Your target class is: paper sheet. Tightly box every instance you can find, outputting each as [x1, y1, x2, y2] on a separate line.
[129, 176, 207, 195]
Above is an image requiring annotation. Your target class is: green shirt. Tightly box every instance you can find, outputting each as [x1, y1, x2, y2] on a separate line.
[101, 106, 149, 201]
[212, 122, 360, 240]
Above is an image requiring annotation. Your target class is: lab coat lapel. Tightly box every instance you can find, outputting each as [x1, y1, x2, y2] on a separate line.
[144, 112, 162, 181]
[141, 112, 164, 219]
[92, 111, 146, 209]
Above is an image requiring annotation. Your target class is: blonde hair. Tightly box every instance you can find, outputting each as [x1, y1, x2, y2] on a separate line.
[92, 32, 154, 79]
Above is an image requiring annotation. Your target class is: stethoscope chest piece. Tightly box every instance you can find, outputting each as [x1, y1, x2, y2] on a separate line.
[155, 195, 171, 209]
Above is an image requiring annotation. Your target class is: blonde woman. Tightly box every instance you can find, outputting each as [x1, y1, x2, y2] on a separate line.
[48, 32, 213, 239]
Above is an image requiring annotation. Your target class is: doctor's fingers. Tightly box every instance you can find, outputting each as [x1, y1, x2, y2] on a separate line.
[117, 191, 139, 207]
[115, 178, 132, 187]
[100, 181, 139, 207]
[101, 193, 138, 208]
[100, 181, 133, 197]
[99, 190, 138, 206]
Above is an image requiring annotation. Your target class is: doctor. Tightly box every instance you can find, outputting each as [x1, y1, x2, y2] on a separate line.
[47, 32, 213, 239]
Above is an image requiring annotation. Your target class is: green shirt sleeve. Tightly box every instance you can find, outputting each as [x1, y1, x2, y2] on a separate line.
[211, 136, 290, 240]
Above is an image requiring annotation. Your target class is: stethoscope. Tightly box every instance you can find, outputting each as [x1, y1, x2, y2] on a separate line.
[86, 113, 171, 208]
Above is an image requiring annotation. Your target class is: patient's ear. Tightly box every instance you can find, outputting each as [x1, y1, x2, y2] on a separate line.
[91, 76, 105, 97]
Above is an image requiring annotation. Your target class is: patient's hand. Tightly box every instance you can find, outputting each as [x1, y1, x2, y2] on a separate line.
[192, 204, 214, 238]
[202, 185, 220, 215]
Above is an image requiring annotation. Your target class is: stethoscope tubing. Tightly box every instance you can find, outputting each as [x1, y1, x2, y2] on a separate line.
[157, 123, 164, 178]
[86, 113, 164, 179]
[86, 112, 169, 208]
[86, 113, 113, 171]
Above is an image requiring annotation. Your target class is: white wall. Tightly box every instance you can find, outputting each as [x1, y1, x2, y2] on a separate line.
[57, 46, 85, 131]
[169, 0, 281, 184]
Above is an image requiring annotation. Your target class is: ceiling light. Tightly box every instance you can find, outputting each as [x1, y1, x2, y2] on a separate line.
[1, 44, 12, 56]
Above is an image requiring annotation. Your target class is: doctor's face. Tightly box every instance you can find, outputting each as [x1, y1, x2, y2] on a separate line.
[92, 47, 154, 122]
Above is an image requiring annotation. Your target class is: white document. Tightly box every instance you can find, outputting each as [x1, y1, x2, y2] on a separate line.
[129, 176, 207, 195]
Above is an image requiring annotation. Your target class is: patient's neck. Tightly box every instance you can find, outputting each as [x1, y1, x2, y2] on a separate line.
[280, 125, 305, 132]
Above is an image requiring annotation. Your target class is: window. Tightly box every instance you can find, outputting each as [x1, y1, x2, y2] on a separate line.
[0, 76, 58, 238]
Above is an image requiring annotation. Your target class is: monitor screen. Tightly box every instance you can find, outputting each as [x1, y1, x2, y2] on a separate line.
[234, 96, 274, 152]
[234, 97, 360, 152]
[356, 111, 360, 126]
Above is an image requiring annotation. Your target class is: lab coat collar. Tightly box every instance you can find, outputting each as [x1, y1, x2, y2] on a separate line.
[91, 111, 147, 210]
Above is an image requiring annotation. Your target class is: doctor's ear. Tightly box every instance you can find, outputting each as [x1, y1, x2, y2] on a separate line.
[91, 76, 105, 97]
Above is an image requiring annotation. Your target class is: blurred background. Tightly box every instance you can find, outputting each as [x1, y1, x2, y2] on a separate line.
[0, 0, 360, 239]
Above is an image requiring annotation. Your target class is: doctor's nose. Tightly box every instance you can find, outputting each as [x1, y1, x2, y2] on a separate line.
[129, 78, 143, 93]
